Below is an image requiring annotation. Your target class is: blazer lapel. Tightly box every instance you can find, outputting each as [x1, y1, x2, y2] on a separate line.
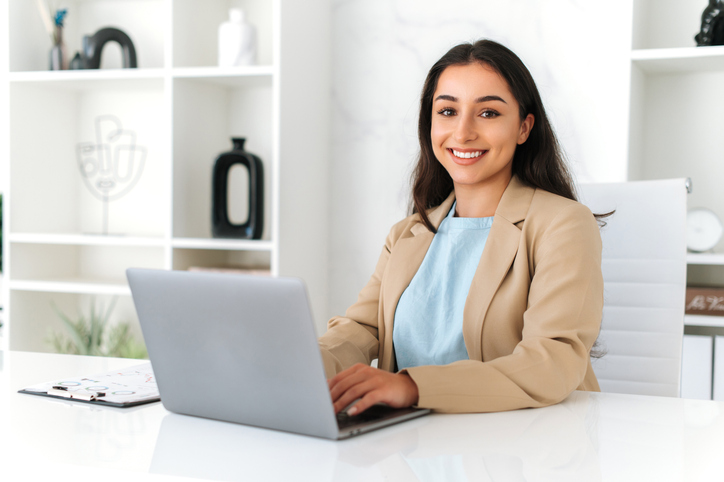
[463, 176, 535, 360]
[379, 193, 455, 371]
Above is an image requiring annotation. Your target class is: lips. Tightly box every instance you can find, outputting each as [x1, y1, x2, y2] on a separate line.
[448, 148, 488, 164]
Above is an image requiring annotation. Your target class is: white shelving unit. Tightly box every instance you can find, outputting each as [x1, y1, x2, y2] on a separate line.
[0, 0, 331, 353]
[629, 0, 724, 399]
[629, 0, 724, 327]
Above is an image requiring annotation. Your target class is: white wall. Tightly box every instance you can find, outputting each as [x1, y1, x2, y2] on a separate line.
[326, 0, 633, 319]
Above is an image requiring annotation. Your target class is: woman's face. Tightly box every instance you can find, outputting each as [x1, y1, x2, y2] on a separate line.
[431, 62, 534, 194]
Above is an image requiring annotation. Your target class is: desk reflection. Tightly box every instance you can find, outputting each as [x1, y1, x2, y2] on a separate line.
[150, 392, 601, 481]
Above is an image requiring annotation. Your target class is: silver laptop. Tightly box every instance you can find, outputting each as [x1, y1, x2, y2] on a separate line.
[126, 268, 430, 440]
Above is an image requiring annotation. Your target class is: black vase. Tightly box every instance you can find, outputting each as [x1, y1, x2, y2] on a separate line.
[212, 138, 264, 239]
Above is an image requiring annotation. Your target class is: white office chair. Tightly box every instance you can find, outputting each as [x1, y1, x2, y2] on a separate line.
[578, 178, 688, 397]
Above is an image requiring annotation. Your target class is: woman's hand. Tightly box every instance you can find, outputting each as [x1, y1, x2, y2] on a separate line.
[328, 364, 419, 415]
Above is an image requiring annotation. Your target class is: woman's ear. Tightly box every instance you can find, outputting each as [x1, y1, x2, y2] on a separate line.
[517, 114, 535, 145]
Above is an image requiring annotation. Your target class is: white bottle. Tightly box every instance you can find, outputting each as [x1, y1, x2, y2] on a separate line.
[218, 8, 257, 67]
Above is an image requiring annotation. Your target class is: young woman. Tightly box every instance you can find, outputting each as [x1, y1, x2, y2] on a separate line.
[320, 39, 604, 415]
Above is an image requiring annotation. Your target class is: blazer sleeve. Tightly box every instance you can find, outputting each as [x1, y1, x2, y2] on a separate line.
[318, 237, 392, 379]
[403, 203, 604, 413]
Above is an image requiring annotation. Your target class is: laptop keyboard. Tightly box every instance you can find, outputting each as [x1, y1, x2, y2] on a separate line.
[336, 404, 401, 429]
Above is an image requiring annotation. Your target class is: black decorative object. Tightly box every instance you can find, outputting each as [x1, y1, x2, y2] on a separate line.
[696, 1, 724, 46]
[79, 27, 138, 69]
[212, 138, 264, 239]
[69, 52, 84, 70]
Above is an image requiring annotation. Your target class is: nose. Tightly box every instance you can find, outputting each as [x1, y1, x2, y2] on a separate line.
[452, 114, 478, 143]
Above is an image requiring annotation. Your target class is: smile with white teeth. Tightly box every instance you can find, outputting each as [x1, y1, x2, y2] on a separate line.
[451, 149, 485, 159]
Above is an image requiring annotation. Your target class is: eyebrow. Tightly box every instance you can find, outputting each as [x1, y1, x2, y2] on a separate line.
[434, 94, 507, 104]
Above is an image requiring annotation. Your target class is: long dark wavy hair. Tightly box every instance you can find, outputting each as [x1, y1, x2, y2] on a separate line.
[412, 39, 585, 232]
[411, 39, 608, 358]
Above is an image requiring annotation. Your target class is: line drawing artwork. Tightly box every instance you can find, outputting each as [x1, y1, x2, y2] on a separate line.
[76, 115, 147, 235]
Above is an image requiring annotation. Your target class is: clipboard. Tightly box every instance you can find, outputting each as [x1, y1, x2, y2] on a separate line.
[18, 362, 160, 408]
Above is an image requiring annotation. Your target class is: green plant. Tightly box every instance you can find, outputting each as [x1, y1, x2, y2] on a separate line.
[48, 297, 147, 359]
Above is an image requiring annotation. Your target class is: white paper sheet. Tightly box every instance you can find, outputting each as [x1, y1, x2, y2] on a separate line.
[22, 362, 159, 405]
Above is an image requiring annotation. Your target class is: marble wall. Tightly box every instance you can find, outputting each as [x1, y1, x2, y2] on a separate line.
[327, 0, 633, 319]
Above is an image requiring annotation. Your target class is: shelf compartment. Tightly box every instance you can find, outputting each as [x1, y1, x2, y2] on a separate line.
[172, 247, 271, 274]
[9, 243, 164, 290]
[7, 290, 139, 353]
[172, 0, 274, 68]
[632, 46, 724, 74]
[10, 232, 166, 247]
[172, 237, 273, 251]
[9, 79, 168, 237]
[8, 0, 167, 73]
[172, 77, 273, 241]
[627, 67, 724, 254]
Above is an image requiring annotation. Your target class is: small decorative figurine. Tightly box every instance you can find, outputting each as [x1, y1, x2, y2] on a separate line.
[696, 0, 724, 46]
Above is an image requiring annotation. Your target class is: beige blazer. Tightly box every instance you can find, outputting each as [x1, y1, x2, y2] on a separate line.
[319, 176, 603, 413]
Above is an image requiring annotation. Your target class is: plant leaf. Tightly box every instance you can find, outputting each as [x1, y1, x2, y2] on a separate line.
[89, 298, 105, 356]
[51, 302, 89, 356]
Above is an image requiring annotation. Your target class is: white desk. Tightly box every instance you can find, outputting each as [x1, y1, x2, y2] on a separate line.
[2, 351, 724, 482]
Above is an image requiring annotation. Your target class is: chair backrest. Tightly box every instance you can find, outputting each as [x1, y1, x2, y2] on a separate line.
[578, 179, 688, 397]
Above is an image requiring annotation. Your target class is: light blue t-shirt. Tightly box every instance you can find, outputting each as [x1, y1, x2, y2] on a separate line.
[393, 202, 493, 370]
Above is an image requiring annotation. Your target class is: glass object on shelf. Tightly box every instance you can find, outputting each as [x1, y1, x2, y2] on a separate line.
[35, 2, 69, 70]
[212, 138, 264, 240]
[696, 1, 724, 46]
[76, 115, 147, 235]
[218, 8, 257, 67]
[49, 9, 69, 70]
